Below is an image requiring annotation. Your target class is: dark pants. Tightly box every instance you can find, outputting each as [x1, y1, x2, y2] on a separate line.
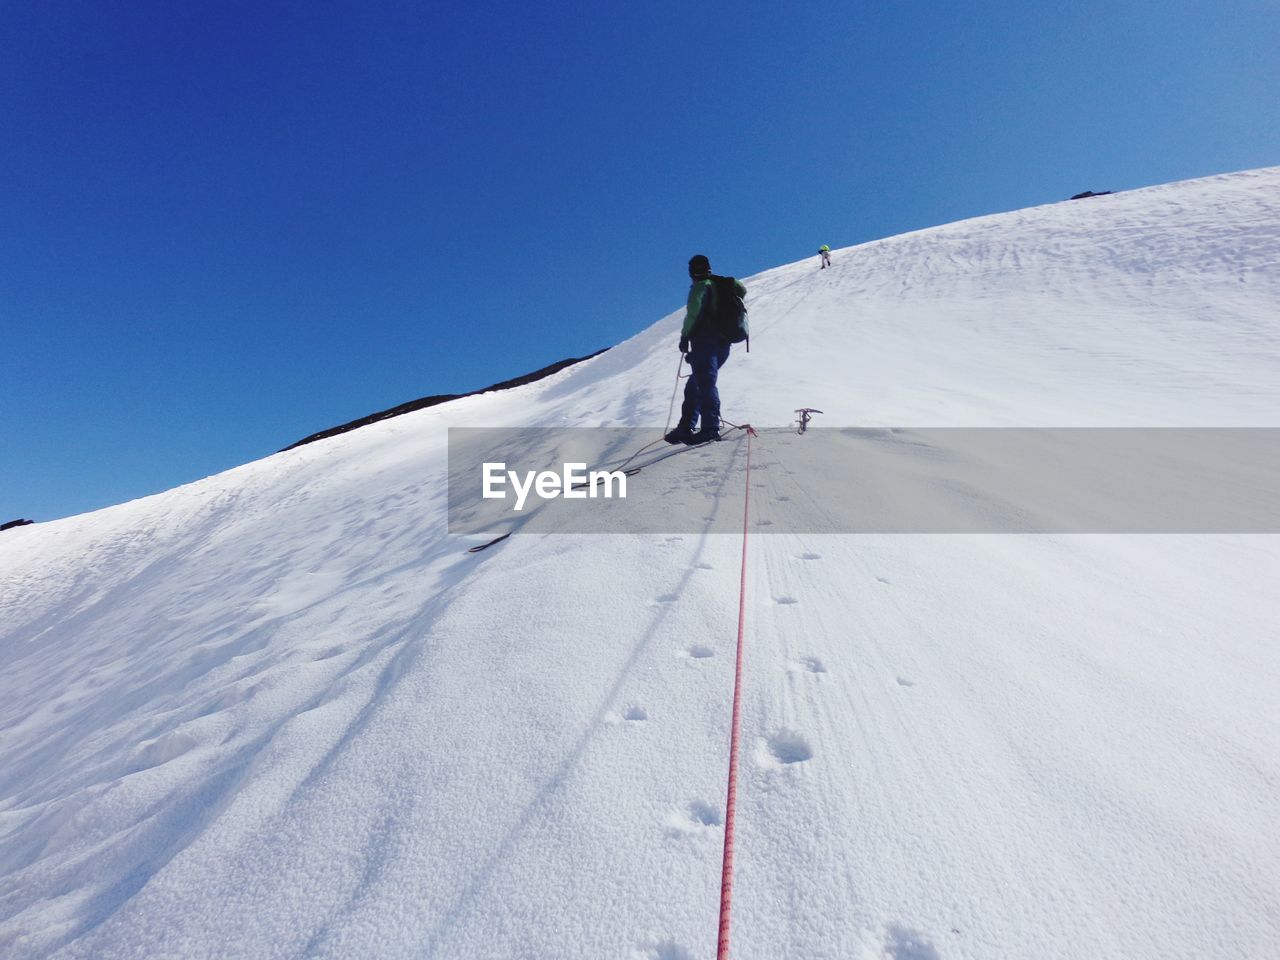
[680, 335, 732, 432]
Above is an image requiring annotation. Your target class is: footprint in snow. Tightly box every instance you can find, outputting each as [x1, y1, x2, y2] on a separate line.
[664, 800, 722, 837]
[883, 924, 942, 960]
[639, 940, 695, 960]
[655, 593, 679, 603]
[694, 562, 713, 570]
[687, 799, 722, 826]
[687, 645, 715, 659]
[896, 676, 916, 687]
[788, 656, 827, 675]
[877, 576, 892, 585]
[797, 552, 821, 561]
[774, 495, 791, 502]
[623, 705, 648, 721]
[773, 595, 799, 605]
[758, 729, 813, 766]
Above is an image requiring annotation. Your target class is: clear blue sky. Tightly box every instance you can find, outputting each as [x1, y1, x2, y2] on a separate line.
[2, 0, 1277, 521]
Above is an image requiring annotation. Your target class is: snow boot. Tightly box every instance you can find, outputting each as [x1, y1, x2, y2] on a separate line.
[665, 424, 695, 445]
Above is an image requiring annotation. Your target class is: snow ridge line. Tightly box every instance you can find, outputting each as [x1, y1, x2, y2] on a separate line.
[717, 425, 756, 960]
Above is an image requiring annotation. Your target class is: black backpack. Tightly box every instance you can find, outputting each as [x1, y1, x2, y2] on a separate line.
[707, 275, 749, 348]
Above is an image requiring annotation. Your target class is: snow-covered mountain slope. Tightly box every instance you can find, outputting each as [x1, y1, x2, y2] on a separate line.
[2, 168, 1279, 960]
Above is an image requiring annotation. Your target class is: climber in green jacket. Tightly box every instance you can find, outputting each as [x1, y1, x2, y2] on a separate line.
[665, 254, 747, 445]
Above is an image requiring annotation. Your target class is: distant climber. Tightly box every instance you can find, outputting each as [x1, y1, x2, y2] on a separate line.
[665, 254, 747, 445]
[819, 245, 831, 269]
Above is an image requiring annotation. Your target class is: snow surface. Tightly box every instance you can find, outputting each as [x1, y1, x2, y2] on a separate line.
[2, 167, 1279, 960]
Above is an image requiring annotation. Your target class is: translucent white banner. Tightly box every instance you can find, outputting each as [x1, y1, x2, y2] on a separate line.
[448, 428, 1280, 535]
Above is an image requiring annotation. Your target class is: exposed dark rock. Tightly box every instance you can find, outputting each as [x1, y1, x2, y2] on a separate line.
[1, 518, 35, 531]
[281, 348, 609, 452]
[1070, 190, 1113, 200]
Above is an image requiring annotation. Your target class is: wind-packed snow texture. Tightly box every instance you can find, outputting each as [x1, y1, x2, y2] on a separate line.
[3, 168, 1279, 960]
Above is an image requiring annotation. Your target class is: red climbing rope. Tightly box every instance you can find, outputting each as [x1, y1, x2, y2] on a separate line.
[717, 425, 756, 960]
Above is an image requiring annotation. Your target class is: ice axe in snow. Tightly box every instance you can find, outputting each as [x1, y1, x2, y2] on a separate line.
[794, 408, 822, 434]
